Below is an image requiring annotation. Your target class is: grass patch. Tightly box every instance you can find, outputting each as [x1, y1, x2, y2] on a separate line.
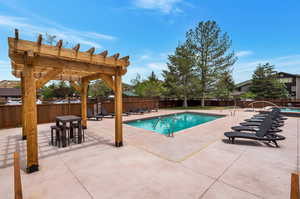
[165, 106, 234, 110]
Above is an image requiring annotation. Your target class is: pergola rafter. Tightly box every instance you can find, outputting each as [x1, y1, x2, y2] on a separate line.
[8, 29, 130, 173]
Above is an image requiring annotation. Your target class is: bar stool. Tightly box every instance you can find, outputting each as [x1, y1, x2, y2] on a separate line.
[50, 125, 62, 146]
[71, 123, 86, 143]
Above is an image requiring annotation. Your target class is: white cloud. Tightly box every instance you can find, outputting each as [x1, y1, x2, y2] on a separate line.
[233, 54, 300, 83]
[0, 15, 116, 49]
[0, 60, 10, 65]
[236, 50, 253, 57]
[133, 0, 183, 13]
[85, 32, 116, 41]
[139, 54, 151, 61]
[0, 59, 12, 72]
[147, 62, 167, 70]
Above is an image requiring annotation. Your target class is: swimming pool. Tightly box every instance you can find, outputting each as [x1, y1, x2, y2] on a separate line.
[280, 108, 300, 113]
[125, 112, 223, 135]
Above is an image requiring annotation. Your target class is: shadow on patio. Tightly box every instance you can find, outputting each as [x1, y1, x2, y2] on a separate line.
[0, 128, 114, 170]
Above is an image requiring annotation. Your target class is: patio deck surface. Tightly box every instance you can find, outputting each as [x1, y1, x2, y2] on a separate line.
[0, 109, 298, 199]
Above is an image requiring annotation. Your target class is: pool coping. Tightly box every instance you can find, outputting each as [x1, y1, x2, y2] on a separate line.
[124, 111, 226, 123]
[123, 111, 227, 135]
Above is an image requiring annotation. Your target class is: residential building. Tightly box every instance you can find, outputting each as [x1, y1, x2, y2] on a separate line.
[234, 72, 300, 99]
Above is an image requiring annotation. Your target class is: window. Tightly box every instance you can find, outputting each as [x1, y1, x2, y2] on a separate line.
[279, 78, 293, 83]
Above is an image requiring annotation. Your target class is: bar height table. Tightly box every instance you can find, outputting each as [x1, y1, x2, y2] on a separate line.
[56, 115, 82, 147]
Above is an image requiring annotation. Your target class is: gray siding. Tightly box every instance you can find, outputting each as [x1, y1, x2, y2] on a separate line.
[296, 77, 300, 99]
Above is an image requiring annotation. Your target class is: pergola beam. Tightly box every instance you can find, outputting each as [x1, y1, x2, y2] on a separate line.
[110, 53, 120, 60]
[86, 47, 95, 55]
[98, 50, 108, 58]
[14, 29, 19, 40]
[36, 69, 62, 89]
[83, 73, 115, 91]
[56, 40, 63, 48]
[37, 34, 42, 46]
[10, 54, 120, 75]
[101, 75, 115, 91]
[8, 37, 129, 68]
[73, 43, 80, 52]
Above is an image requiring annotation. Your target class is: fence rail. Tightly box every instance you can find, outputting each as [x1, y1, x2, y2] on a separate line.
[0, 103, 93, 129]
[158, 99, 300, 108]
[0, 97, 159, 129]
[101, 97, 159, 113]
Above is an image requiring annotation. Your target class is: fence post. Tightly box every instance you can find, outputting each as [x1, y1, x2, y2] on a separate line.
[14, 152, 23, 199]
[291, 173, 299, 199]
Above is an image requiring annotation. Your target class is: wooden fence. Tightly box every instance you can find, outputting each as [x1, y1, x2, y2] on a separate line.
[159, 99, 300, 108]
[237, 99, 300, 108]
[101, 97, 159, 113]
[0, 103, 93, 129]
[0, 97, 159, 129]
[159, 99, 235, 108]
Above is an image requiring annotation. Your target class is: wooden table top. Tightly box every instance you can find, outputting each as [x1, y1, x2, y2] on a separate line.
[56, 115, 81, 123]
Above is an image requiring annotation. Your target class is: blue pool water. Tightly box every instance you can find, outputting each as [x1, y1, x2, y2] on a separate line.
[280, 108, 300, 113]
[125, 112, 223, 135]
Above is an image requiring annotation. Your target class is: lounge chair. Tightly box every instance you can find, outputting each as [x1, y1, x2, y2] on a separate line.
[128, 108, 144, 115]
[232, 117, 282, 133]
[99, 107, 114, 118]
[224, 117, 285, 147]
[254, 108, 287, 120]
[240, 121, 283, 128]
[244, 118, 284, 124]
[231, 126, 282, 133]
[87, 108, 103, 121]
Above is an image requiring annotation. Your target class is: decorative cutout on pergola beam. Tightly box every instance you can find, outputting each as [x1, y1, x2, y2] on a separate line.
[7, 29, 130, 173]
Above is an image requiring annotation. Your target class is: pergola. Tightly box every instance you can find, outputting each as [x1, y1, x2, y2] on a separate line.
[8, 29, 130, 173]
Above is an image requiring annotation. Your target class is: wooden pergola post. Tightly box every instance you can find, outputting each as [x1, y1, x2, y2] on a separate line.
[20, 74, 26, 140]
[81, 79, 89, 128]
[114, 70, 123, 147]
[23, 52, 39, 173]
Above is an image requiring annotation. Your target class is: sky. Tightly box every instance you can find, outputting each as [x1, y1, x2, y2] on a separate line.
[0, 0, 299, 84]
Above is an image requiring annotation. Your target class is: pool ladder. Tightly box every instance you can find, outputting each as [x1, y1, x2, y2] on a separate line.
[153, 116, 178, 137]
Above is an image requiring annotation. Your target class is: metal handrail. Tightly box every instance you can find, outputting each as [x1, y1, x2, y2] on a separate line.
[153, 115, 179, 137]
[247, 101, 280, 112]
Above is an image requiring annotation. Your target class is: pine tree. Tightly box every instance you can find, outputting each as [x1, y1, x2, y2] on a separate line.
[131, 72, 165, 97]
[186, 20, 237, 106]
[250, 63, 288, 99]
[213, 71, 235, 99]
[163, 43, 198, 107]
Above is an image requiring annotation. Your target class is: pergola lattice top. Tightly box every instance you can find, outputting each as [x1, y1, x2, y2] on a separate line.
[8, 29, 130, 82]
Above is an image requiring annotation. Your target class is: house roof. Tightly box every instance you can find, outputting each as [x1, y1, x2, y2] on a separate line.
[277, 72, 300, 78]
[0, 88, 21, 97]
[235, 80, 252, 88]
[0, 80, 20, 88]
[123, 91, 138, 97]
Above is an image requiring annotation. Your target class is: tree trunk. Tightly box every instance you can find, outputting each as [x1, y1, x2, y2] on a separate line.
[183, 95, 188, 108]
[201, 93, 205, 107]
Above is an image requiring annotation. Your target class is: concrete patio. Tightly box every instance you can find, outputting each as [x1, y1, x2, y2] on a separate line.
[0, 109, 298, 199]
